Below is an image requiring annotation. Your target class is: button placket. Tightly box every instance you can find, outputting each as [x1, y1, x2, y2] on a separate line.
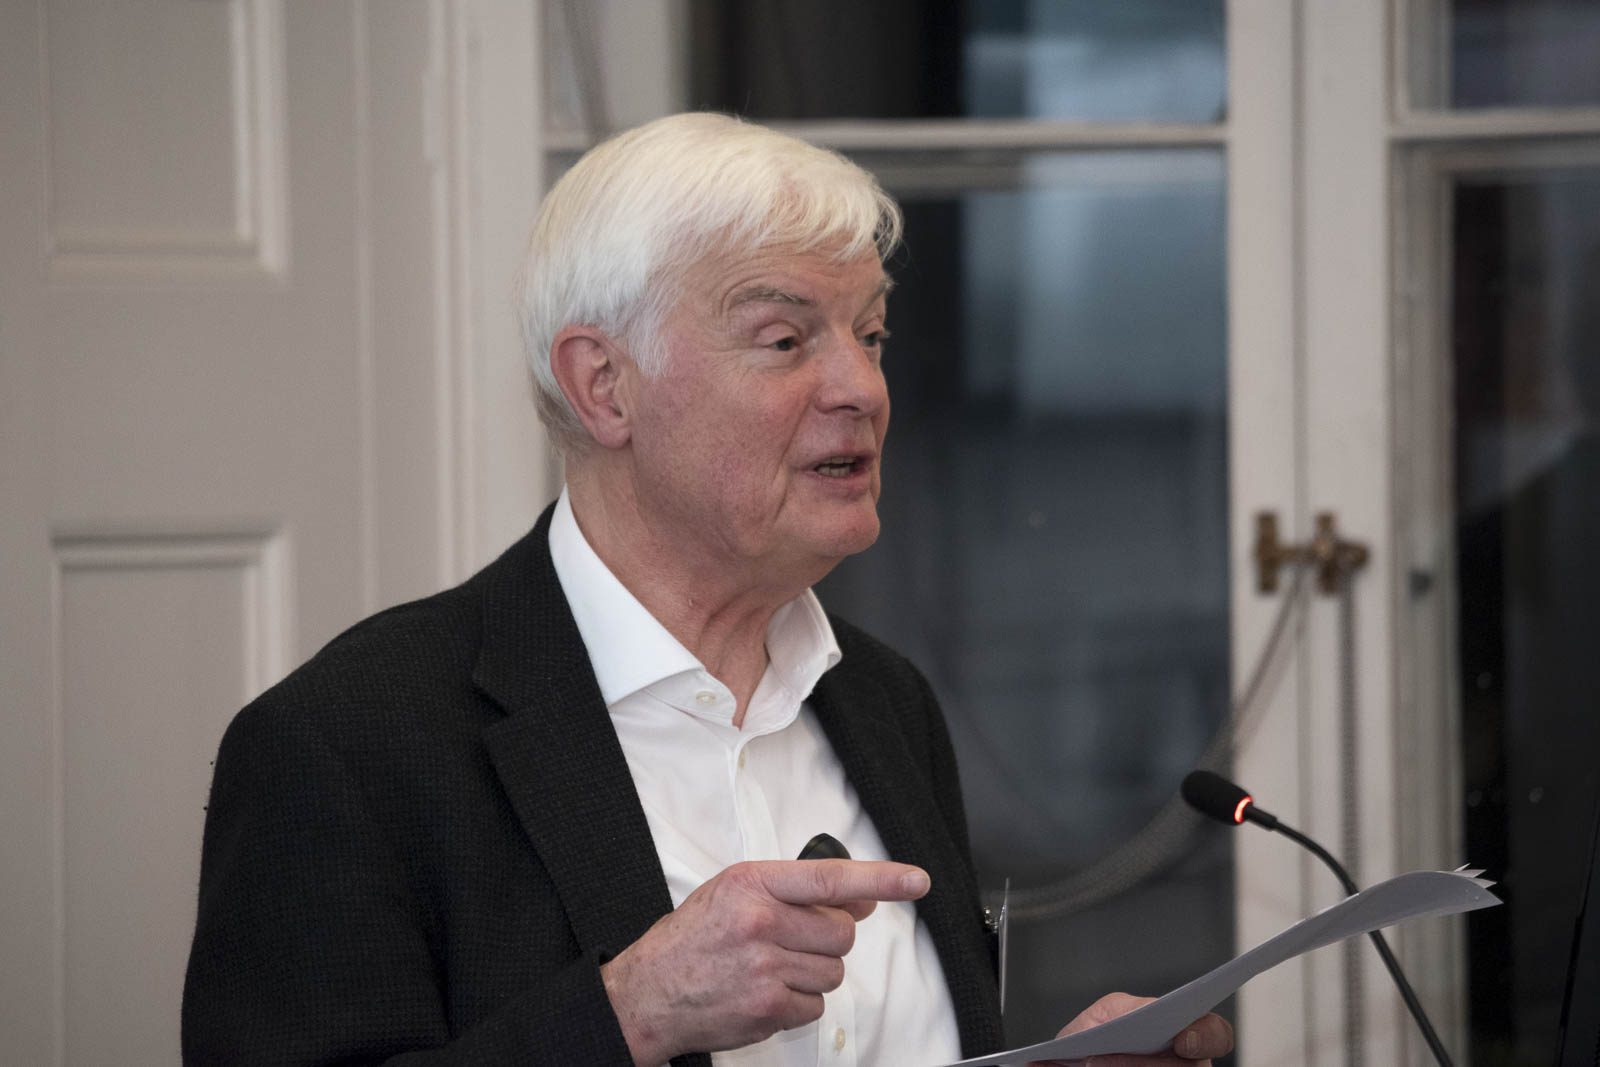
[819, 986, 857, 1066]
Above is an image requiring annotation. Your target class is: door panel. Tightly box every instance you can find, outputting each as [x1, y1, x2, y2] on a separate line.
[0, 3, 547, 1061]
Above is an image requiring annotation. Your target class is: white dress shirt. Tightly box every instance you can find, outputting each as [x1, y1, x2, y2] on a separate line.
[548, 489, 962, 1067]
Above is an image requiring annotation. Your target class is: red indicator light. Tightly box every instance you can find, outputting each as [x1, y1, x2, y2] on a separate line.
[1234, 797, 1252, 824]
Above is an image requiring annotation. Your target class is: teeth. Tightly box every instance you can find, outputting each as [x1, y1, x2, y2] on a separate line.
[815, 457, 857, 477]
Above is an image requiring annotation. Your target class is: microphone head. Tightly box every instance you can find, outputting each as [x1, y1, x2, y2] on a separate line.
[1181, 770, 1256, 826]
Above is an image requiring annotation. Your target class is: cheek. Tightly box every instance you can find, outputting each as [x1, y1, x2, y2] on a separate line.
[690, 428, 784, 505]
[722, 390, 815, 467]
[647, 374, 815, 495]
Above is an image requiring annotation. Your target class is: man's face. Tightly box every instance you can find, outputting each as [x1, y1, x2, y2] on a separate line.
[623, 247, 891, 586]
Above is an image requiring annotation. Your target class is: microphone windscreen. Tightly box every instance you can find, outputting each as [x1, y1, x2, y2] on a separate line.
[1181, 770, 1252, 825]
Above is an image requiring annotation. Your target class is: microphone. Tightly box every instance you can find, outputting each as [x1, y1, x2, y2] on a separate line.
[1181, 770, 1457, 1067]
[1181, 768, 1280, 831]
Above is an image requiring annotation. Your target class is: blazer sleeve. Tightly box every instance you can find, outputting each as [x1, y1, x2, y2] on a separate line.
[181, 704, 638, 1067]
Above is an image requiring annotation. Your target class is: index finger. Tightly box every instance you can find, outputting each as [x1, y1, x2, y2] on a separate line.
[751, 859, 931, 907]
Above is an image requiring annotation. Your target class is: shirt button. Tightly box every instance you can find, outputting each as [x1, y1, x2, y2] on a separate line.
[833, 1026, 847, 1051]
[737, 749, 747, 769]
[695, 690, 716, 705]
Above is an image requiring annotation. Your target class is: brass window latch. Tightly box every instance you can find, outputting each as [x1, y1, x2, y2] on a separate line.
[1254, 511, 1370, 594]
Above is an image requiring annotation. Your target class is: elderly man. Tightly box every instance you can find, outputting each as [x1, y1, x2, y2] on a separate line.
[182, 113, 1231, 1067]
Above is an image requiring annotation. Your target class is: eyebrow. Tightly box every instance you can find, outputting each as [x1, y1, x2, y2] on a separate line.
[727, 285, 813, 310]
[724, 276, 895, 313]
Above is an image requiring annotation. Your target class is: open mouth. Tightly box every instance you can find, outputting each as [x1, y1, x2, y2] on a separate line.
[813, 456, 866, 478]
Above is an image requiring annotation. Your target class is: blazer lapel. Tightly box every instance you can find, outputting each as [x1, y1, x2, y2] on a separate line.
[810, 659, 1003, 1056]
[470, 514, 714, 1067]
[469, 512, 675, 980]
[480, 666, 673, 959]
[809, 666, 933, 867]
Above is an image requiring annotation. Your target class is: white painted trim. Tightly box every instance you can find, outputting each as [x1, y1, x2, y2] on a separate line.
[1393, 109, 1600, 140]
[862, 148, 1227, 199]
[542, 118, 1228, 154]
[45, 0, 288, 283]
[1400, 137, 1600, 171]
[1391, 138, 1471, 1065]
[1227, 5, 1320, 1064]
[49, 523, 292, 708]
[425, 0, 472, 585]
[239, 0, 288, 275]
[451, 0, 557, 574]
[351, 0, 379, 615]
[1300, 0, 1409, 1062]
[1394, 0, 1452, 116]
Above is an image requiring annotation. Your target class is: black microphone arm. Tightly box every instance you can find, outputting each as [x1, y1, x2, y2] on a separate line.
[1180, 770, 1457, 1067]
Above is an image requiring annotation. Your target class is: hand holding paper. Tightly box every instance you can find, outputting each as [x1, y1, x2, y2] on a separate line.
[1029, 992, 1233, 1066]
[938, 868, 1500, 1067]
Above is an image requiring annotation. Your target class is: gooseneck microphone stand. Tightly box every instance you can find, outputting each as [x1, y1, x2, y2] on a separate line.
[1181, 770, 1457, 1067]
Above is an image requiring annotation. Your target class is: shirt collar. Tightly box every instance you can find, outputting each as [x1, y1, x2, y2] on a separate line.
[547, 487, 842, 710]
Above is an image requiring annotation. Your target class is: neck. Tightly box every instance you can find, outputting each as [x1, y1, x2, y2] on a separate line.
[566, 468, 809, 723]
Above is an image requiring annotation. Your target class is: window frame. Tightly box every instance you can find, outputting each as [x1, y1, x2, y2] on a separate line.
[532, 3, 1600, 1064]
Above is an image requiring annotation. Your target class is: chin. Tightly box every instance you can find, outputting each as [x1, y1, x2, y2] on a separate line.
[774, 500, 882, 574]
[819, 514, 881, 559]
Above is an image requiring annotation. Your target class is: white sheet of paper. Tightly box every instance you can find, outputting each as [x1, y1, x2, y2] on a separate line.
[936, 868, 1499, 1067]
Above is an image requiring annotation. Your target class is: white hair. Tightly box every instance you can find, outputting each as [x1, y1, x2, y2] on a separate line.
[517, 112, 903, 452]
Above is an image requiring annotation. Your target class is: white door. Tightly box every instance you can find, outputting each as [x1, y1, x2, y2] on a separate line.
[0, 2, 547, 1062]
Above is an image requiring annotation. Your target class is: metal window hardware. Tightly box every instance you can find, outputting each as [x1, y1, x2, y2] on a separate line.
[1254, 511, 1370, 595]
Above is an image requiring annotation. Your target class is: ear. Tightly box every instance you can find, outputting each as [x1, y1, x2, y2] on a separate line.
[549, 325, 635, 450]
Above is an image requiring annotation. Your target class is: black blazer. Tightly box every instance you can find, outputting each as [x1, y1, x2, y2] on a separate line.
[182, 506, 1003, 1065]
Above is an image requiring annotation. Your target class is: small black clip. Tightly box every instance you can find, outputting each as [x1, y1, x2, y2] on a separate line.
[797, 833, 852, 861]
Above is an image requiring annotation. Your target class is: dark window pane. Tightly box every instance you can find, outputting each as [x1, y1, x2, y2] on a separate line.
[689, 0, 1226, 123]
[1448, 0, 1600, 109]
[816, 149, 1232, 1045]
[1451, 164, 1600, 1066]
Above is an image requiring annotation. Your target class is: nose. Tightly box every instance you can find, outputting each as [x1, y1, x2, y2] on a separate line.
[815, 332, 889, 417]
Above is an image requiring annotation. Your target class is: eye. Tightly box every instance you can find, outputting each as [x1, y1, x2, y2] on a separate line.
[768, 335, 800, 353]
[861, 328, 891, 350]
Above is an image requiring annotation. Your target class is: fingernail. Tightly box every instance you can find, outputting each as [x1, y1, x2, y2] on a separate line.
[1180, 1029, 1199, 1057]
[902, 869, 930, 895]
